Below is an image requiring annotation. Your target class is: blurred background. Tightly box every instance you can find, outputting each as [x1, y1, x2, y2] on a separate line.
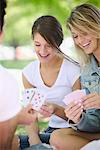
[1, 0, 100, 64]
[1, 0, 99, 134]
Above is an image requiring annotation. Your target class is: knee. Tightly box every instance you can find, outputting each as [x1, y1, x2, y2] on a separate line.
[49, 129, 64, 149]
[50, 128, 74, 145]
[49, 128, 76, 150]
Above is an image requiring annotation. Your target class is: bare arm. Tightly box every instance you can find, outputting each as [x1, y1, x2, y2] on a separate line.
[72, 78, 81, 91]
[53, 104, 68, 121]
[22, 73, 35, 88]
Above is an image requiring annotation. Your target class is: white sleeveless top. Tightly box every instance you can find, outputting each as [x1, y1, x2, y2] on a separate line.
[22, 59, 80, 128]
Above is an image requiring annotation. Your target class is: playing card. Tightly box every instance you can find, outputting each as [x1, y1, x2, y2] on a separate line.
[22, 88, 36, 107]
[22, 88, 46, 111]
[31, 89, 46, 111]
[63, 89, 86, 105]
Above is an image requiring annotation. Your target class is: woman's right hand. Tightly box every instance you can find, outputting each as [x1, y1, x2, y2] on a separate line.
[83, 93, 100, 110]
[17, 104, 37, 125]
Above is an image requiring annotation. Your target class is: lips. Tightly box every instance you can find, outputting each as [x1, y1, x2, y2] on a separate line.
[39, 54, 49, 58]
[79, 41, 91, 50]
[82, 40, 91, 47]
[83, 42, 90, 47]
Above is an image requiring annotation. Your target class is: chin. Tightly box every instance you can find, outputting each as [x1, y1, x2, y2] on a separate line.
[83, 48, 93, 55]
[40, 58, 49, 63]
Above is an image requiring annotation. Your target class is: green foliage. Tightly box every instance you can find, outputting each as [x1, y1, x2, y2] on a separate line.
[4, 0, 100, 46]
[4, 0, 71, 45]
[74, 0, 100, 7]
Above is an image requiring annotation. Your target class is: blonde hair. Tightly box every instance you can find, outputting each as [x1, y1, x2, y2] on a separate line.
[67, 3, 100, 66]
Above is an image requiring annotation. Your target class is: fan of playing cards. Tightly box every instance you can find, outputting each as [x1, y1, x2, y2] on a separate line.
[63, 89, 86, 105]
[22, 88, 46, 111]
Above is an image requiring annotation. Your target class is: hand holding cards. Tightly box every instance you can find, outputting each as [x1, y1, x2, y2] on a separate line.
[22, 88, 46, 111]
[63, 89, 86, 105]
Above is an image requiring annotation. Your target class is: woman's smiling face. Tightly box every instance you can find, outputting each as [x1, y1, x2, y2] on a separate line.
[70, 27, 99, 55]
[34, 32, 57, 63]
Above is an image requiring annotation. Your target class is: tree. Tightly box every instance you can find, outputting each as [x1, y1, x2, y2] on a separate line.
[4, 0, 100, 45]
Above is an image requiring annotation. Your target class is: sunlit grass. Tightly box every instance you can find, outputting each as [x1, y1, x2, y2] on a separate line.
[0, 60, 32, 69]
[16, 121, 48, 135]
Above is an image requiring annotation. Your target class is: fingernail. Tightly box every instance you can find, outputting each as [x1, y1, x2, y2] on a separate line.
[78, 103, 82, 106]
[74, 101, 78, 104]
[81, 105, 84, 109]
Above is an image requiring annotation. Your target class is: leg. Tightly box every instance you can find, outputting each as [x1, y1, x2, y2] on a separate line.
[19, 115, 40, 149]
[50, 128, 90, 150]
[74, 130, 100, 140]
[26, 117, 41, 145]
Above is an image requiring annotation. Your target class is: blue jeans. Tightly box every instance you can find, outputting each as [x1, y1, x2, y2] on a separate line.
[19, 127, 59, 149]
[24, 143, 54, 150]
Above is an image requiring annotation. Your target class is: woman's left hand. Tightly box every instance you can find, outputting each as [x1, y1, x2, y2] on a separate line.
[39, 102, 55, 117]
[64, 101, 83, 124]
[83, 93, 100, 109]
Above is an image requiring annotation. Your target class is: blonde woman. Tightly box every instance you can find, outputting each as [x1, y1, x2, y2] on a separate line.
[50, 3, 100, 150]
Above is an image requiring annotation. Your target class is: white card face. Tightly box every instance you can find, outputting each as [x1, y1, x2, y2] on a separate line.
[31, 89, 46, 111]
[22, 88, 36, 106]
[63, 89, 86, 105]
[22, 88, 46, 111]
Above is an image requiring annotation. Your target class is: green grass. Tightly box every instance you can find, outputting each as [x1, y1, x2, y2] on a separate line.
[16, 121, 48, 135]
[0, 59, 34, 69]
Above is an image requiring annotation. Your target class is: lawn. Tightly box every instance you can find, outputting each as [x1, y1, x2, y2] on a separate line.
[0, 59, 33, 69]
[16, 121, 48, 135]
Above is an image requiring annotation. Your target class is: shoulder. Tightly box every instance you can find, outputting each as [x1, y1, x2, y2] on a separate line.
[64, 58, 80, 71]
[81, 55, 94, 74]
[81, 63, 91, 76]
[22, 60, 39, 85]
[23, 60, 39, 71]
[62, 59, 80, 86]
[24, 59, 38, 68]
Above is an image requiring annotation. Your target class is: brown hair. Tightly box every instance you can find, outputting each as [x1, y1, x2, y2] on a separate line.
[32, 15, 63, 50]
[32, 15, 79, 65]
[0, 0, 7, 32]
